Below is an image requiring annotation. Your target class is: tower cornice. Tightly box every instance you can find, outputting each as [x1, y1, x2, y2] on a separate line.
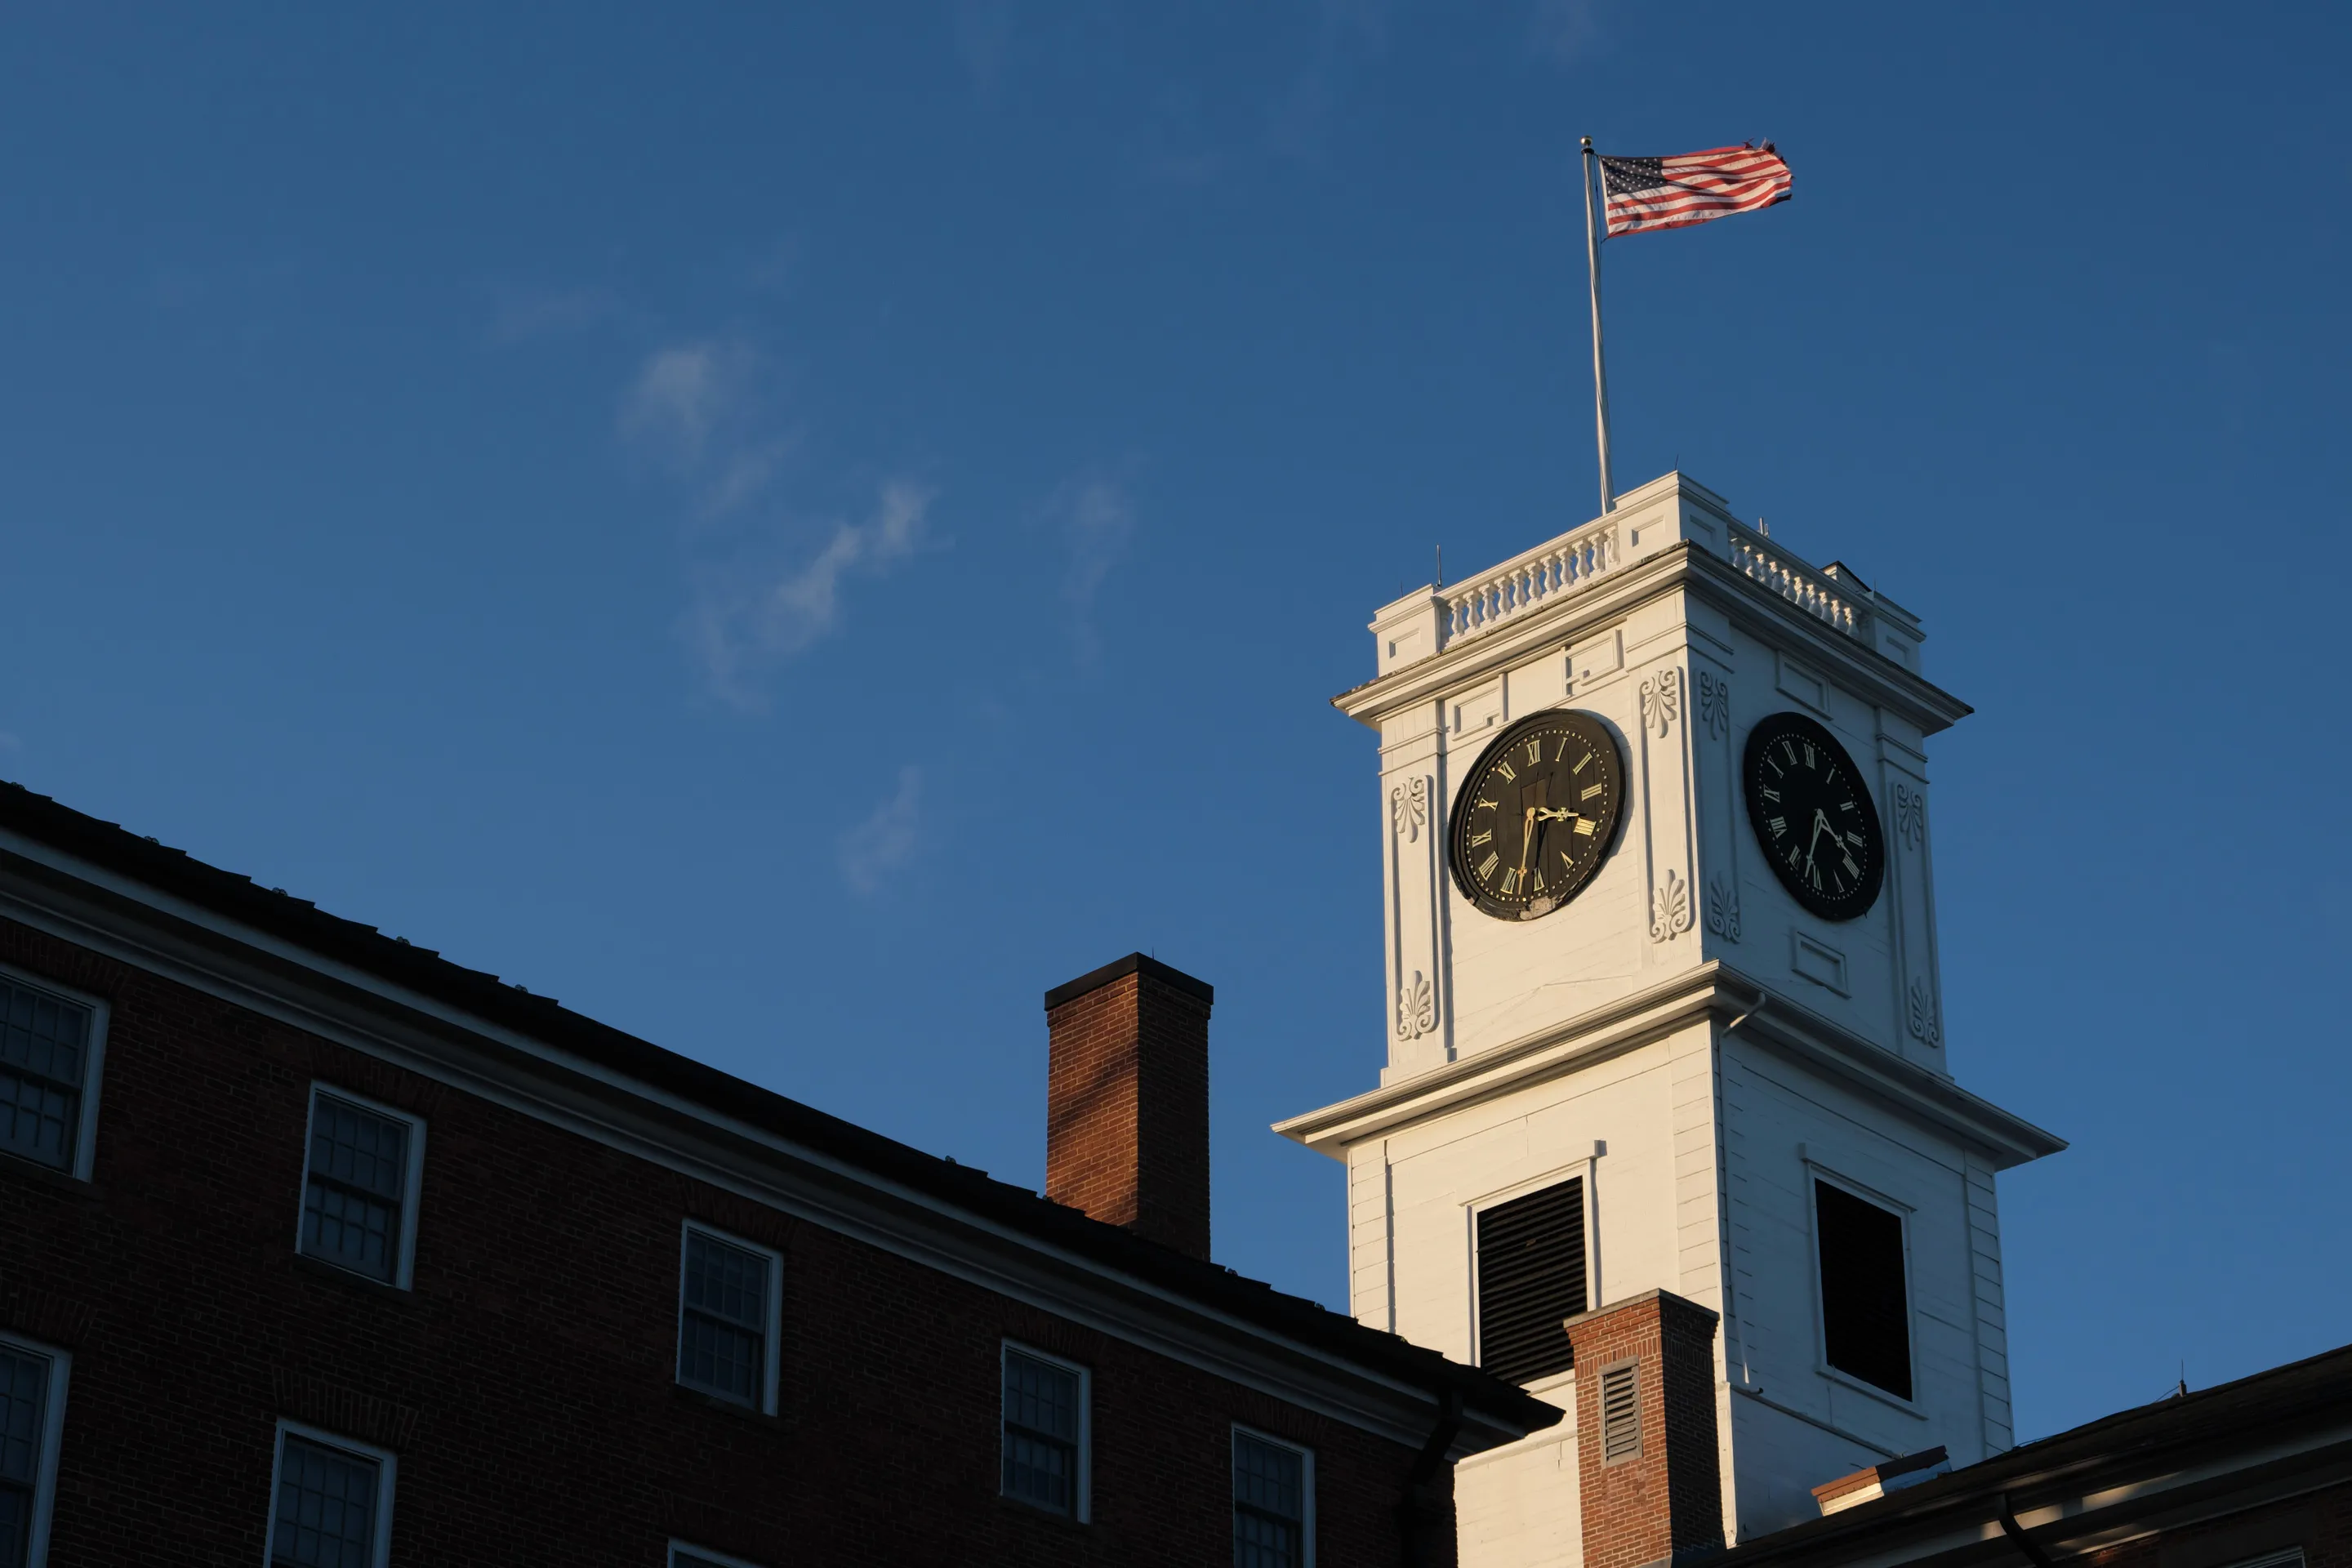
[1272, 960, 2063, 1171]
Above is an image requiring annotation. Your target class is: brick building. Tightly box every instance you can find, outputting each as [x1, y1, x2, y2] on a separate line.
[0, 782, 1558, 1567]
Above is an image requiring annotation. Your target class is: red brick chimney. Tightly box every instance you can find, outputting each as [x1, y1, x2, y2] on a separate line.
[1044, 954, 1212, 1260]
[1563, 1290, 1724, 1568]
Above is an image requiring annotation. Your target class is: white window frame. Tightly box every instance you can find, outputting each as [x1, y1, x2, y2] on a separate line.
[999, 1339, 1091, 1523]
[0, 962, 109, 1183]
[668, 1542, 766, 1568]
[1463, 1153, 1599, 1392]
[1231, 1423, 1316, 1568]
[675, 1221, 784, 1415]
[1804, 1160, 1922, 1415]
[263, 1419, 397, 1568]
[296, 1085, 427, 1290]
[0, 1332, 70, 1568]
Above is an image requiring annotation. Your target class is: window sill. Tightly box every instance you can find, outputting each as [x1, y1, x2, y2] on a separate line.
[672, 1383, 786, 1432]
[291, 1251, 412, 1303]
[1815, 1360, 1926, 1419]
[0, 1151, 100, 1200]
[996, 1493, 1090, 1530]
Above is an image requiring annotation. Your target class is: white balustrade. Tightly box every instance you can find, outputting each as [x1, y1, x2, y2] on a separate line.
[1728, 523, 1865, 639]
[1442, 519, 1620, 644]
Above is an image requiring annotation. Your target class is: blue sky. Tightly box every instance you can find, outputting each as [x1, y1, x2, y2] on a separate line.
[3, 2, 2345, 1441]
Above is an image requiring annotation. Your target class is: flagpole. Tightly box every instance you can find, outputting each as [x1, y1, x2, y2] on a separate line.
[1579, 136, 1615, 514]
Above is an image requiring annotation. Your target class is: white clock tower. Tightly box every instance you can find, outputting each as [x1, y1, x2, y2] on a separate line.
[1276, 472, 2063, 1566]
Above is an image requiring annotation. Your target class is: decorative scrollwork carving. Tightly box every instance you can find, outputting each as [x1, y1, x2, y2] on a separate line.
[1639, 668, 1682, 740]
[1893, 781, 1927, 852]
[1395, 970, 1437, 1040]
[1906, 976, 1941, 1045]
[1696, 669, 1731, 742]
[1705, 875, 1742, 942]
[1650, 869, 1692, 942]
[1389, 776, 1428, 843]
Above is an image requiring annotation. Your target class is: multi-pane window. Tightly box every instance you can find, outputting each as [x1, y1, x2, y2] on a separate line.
[1474, 1176, 1588, 1385]
[299, 1089, 421, 1287]
[269, 1427, 393, 1568]
[1815, 1178, 1912, 1401]
[0, 1339, 67, 1568]
[1232, 1428, 1312, 1568]
[676, 1227, 777, 1411]
[0, 973, 99, 1177]
[1000, 1344, 1087, 1519]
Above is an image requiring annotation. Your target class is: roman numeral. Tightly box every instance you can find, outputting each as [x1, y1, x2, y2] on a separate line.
[1780, 740, 1797, 765]
[1845, 831, 1864, 847]
[1840, 800, 1858, 813]
[1526, 740, 1542, 764]
[1572, 752, 1592, 774]
[1470, 831, 1492, 847]
[1573, 818, 1596, 836]
[1767, 816, 1786, 834]
[1495, 761, 1517, 782]
[1842, 854, 1861, 878]
[1530, 868, 1546, 892]
[1808, 863, 1822, 889]
[1802, 742, 1816, 768]
[1499, 867, 1522, 895]
[1476, 798, 1499, 811]
[1581, 784, 1604, 800]
[1762, 786, 1780, 803]
[1478, 852, 1500, 880]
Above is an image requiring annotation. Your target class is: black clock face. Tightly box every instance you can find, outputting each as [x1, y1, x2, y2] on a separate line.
[1448, 710, 1625, 921]
[1743, 711, 1885, 921]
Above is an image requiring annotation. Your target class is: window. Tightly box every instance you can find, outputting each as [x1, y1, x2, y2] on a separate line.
[266, 1423, 395, 1568]
[1814, 1178, 1911, 1401]
[1474, 1176, 1587, 1385]
[1232, 1428, 1313, 1568]
[297, 1089, 424, 1289]
[0, 1335, 69, 1568]
[676, 1224, 781, 1414]
[1598, 1361, 1642, 1464]
[1000, 1343, 1089, 1520]
[0, 969, 105, 1180]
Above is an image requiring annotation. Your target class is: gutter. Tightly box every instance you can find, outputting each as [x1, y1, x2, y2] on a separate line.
[1401, 1387, 1464, 1568]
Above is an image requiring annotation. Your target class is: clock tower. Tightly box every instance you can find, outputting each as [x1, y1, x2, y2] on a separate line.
[1276, 472, 2062, 1565]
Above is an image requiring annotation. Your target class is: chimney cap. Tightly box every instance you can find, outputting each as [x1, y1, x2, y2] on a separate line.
[1045, 951, 1214, 1011]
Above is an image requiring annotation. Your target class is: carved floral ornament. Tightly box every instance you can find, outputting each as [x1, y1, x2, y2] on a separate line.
[1389, 776, 1429, 843]
[1396, 970, 1437, 1040]
[1706, 875, 1741, 941]
[1907, 976, 1941, 1045]
[1695, 669, 1731, 741]
[1893, 780, 1927, 852]
[1639, 667, 1682, 739]
[1650, 869, 1693, 942]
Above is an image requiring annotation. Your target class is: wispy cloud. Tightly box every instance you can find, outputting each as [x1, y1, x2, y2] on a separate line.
[1051, 476, 1136, 667]
[490, 286, 622, 345]
[621, 339, 760, 472]
[1526, 0, 1604, 65]
[684, 479, 937, 706]
[840, 765, 923, 897]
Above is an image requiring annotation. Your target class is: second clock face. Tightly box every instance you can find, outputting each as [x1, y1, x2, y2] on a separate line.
[1448, 710, 1625, 921]
[1743, 710, 1886, 921]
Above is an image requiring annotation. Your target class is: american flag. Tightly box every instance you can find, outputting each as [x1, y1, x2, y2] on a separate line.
[1597, 144, 1792, 238]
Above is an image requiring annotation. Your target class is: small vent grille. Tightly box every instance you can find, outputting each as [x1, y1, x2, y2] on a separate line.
[1600, 1361, 1642, 1464]
[1474, 1177, 1587, 1386]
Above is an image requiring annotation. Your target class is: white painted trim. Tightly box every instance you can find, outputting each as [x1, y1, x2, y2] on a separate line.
[1463, 1160, 1595, 1374]
[264, 1419, 398, 1568]
[1232, 1423, 1317, 1568]
[1803, 1160, 1923, 1416]
[1000, 1339, 1092, 1524]
[297, 1084, 426, 1291]
[0, 1332, 69, 1568]
[668, 1539, 768, 1568]
[675, 1221, 784, 1417]
[0, 858, 1495, 1452]
[0, 960, 109, 1183]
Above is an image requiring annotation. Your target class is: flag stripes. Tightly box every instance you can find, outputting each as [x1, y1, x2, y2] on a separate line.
[1597, 144, 1792, 237]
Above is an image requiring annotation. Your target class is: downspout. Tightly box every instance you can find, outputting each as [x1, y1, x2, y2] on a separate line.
[1400, 1386, 1463, 1568]
[1998, 1493, 2060, 1568]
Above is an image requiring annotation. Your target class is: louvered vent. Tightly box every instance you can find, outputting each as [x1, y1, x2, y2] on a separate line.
[1600, 1361, 1642, 1463]
[1474, 1177, 1586, 1386]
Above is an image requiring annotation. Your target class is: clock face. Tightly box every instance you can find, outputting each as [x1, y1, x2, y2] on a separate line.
[1447, 710, 1625, 921]
[1743, 711, 1885, 921]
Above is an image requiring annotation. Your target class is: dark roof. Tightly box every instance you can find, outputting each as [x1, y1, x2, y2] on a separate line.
[0, 779, 1557, 1437]
[1706, 1339, 2352, 1568]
